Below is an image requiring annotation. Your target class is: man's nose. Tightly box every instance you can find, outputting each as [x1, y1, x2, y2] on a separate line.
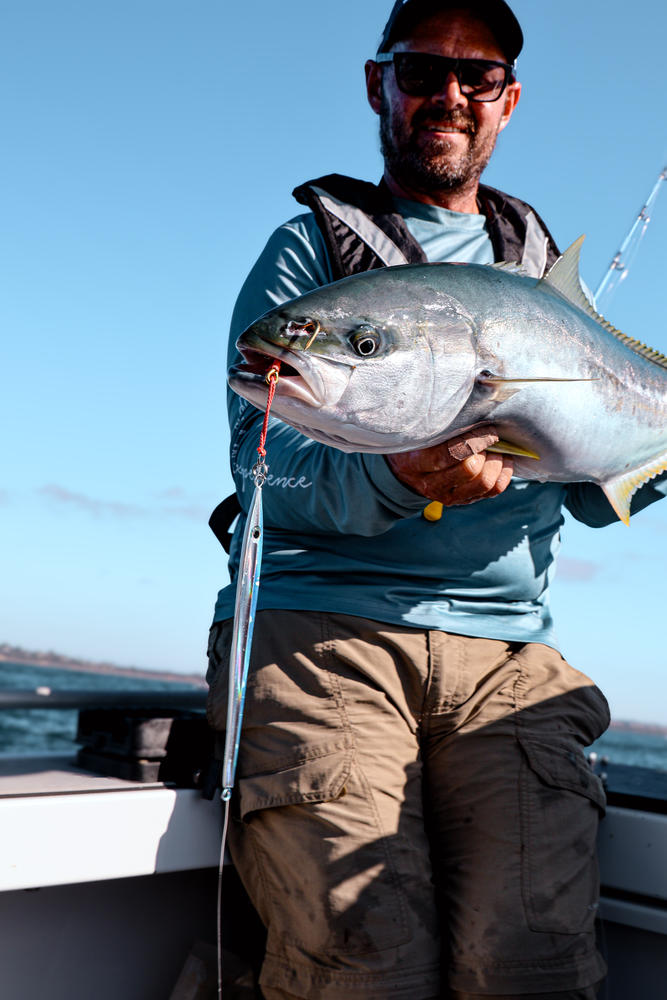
[431, 71, 468, 109]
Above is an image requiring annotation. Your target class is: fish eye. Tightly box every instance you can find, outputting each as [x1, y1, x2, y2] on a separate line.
[350, 325, 381, 357]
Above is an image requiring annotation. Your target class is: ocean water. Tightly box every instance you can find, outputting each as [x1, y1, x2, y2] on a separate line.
[1, 660, 666, 772]
[0, 661, 204, 754]
[587, 728, 667, 773]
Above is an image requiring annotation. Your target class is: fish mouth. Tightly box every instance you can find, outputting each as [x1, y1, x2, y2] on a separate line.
[230, 331, 349, 408]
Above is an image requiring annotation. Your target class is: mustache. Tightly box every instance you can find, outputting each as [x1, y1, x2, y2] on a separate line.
[413, 110, 476, 134]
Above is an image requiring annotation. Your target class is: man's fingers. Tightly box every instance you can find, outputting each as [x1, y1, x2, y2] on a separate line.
[387, 426, 499, 475]
[489, 459, 514, 496]
[385, 427, 514, 506]
[458, 457, 514, 504]
[459, 452, 488, 479]
[434, 453, 512, 505]
[447, 428, 499, 462]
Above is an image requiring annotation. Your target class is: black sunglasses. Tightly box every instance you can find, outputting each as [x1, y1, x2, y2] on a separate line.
[375, 52, 514, 102]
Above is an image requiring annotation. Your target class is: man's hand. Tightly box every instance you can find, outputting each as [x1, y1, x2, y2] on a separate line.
[386, 426, 514, 507]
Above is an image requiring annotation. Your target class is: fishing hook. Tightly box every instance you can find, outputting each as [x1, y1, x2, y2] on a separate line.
[285, 318, 321, 350]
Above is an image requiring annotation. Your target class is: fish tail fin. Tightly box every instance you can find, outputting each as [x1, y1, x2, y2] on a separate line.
[602, 451, 667, 525]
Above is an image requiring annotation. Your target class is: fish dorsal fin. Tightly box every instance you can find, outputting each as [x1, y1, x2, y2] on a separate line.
[540, 234, 590, 308]
[602, 450, 667, 525]
[541, 235, 667, 371]
[490, 260, 528, 275]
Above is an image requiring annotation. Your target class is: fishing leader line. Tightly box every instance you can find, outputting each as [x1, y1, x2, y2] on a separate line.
[216, 360, 281, 999]
[595, 164, 666, 310]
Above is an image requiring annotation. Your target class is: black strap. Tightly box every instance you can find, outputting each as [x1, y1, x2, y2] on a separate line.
[477, 183, 561, 266]
[209, 494, 242, 554]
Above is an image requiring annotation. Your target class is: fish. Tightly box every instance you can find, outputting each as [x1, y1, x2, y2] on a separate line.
[228, 237, 667, 525]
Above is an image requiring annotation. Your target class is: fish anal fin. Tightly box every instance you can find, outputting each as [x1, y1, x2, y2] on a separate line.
[601, 481, 633, 526]
[602, 451, 667, 525]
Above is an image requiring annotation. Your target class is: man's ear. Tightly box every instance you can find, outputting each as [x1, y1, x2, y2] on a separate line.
[365, 59, 383, 115]
[498, 81, 521, 133]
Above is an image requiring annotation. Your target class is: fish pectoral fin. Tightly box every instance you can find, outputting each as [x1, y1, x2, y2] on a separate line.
[487, 440, 540, 460]
[481, 376, 599, 385]
[479, 375, 598, 403]
[601, 452, 667, 526]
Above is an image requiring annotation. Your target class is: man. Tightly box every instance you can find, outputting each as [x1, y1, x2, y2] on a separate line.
[207, 3, 666, 998]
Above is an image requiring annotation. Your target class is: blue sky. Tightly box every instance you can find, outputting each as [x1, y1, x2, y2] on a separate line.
[3, 1, 666, 723]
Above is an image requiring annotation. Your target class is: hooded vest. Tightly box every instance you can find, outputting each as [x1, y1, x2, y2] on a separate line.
[292, 173, 560, 279]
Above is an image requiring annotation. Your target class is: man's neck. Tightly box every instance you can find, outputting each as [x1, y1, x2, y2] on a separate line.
[382, 170, 480, 214]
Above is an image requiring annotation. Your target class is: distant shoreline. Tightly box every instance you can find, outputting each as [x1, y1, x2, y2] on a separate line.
[604, 719, 667, 738]
[0, 645, 206, 689]
[2, 645, 666, 734]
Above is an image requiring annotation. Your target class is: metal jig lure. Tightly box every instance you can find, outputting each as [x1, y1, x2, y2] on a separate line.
[217, 362, 280, 998]
[220, 362, 280, 801]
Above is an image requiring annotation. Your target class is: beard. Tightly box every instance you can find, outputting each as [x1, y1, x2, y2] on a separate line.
[379, 95, 499, 196]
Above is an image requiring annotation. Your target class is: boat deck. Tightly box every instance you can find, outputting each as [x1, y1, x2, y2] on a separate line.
[0, 752, 223, 893]
[0, 752, 165, 796]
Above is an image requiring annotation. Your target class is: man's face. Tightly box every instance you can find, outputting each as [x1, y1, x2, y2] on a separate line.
[366, 10, 521, 200]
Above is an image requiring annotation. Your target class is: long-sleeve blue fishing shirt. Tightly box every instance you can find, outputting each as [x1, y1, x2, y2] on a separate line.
[213, 200, 667, 647]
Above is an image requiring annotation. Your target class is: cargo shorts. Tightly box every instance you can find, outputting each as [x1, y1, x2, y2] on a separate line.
[206, 611, 609, 999]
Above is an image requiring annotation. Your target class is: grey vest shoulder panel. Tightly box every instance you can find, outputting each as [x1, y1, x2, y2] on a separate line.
[293, 174, 427, 280]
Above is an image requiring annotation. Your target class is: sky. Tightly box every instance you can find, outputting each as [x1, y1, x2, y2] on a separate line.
[2, 1, 666, 723]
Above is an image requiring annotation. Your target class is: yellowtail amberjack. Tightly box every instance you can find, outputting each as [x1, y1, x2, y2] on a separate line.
[229, 238, 667, 525]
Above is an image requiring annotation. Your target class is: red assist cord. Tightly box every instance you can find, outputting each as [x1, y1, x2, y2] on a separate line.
[257, 362, 281, 458]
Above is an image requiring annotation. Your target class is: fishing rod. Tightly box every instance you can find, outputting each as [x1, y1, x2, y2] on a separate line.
[594, 164, 666, 310]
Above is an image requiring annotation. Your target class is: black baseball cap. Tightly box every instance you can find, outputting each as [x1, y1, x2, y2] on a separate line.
[377, 0, 524, 63]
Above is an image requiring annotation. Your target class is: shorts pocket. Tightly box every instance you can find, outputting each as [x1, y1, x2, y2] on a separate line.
[238, 743, 353, 816]
[518, 735, 606, 935]
[232, 747, 411, 956]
